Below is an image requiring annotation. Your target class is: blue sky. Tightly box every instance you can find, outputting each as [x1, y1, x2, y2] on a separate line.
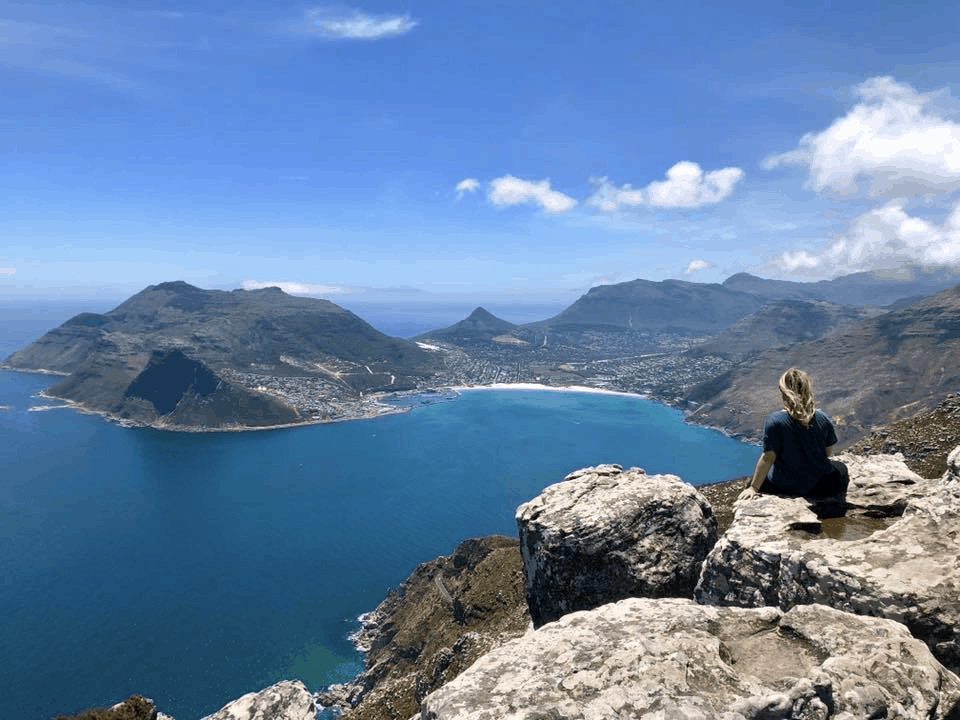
[3, 0, 960, 302]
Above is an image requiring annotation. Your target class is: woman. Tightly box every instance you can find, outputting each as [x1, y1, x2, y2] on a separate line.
[739, 368, 849, 502]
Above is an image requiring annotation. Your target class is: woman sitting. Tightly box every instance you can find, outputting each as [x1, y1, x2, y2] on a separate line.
[739, 368, 849, 503]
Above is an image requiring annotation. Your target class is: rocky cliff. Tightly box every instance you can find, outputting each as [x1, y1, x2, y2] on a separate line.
[318, 535, 529, 720]
[415, 448, 960, 719]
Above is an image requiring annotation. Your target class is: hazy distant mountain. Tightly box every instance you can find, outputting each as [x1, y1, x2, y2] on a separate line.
[692, 299, 887, 359]
[685, 284, 960, 442]
[521, 266, 960, 338]
[4, 281, 439, 428]
[531, 278, 766, 335]
[722, 265, 960, 306]
[417, 307, 518, 343]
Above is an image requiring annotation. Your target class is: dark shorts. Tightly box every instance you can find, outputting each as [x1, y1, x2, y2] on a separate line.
[760, 459, 850, 499]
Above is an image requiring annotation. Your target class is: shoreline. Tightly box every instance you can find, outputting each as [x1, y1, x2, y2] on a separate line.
[4, 367, 754, 442]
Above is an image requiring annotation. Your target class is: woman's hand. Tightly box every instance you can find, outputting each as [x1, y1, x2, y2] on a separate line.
[738, 486, 758, 502]
[740, 450, 775, 503]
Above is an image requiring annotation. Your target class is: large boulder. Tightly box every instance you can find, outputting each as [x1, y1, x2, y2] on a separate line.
[696, 450, 960, 675]
[201, 680, 315, 720]
[516, 464, 717, 628]
[418, 597, 960, 720]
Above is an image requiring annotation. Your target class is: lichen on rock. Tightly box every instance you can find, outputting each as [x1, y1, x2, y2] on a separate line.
[418, 598, 960, 720]
[696, 449, 960, 675]
[516, 464, 717, 627]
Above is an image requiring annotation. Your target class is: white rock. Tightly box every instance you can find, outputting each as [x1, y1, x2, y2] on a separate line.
[419, 597, 960, 720]
[201, 680, 315, 720]
[516, 464, 717, 627]
[696, 450, 960, 674]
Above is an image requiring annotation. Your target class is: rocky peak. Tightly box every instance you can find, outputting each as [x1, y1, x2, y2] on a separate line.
[150, 280, 203, 294]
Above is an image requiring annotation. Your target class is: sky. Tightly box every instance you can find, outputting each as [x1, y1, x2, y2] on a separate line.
[3, 0, 960, 303]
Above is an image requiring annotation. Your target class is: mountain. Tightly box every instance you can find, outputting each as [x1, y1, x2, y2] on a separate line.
[685, 284, 960, 442]
[531, 278, 767, 334]
[4, 281, 439, 428]
[521, 267, 960, 338]
[723, 265, 960, 306]
[416, 307, 520, 344]
[692, 299, 887, 359]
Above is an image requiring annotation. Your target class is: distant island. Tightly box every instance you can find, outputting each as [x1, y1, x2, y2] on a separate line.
[5, 266, 960, 441]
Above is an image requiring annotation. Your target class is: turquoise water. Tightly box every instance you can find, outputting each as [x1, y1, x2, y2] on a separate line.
[0, 371, 757, 720]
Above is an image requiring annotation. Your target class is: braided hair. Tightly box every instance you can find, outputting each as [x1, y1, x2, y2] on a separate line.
[779, 368, 815, 426]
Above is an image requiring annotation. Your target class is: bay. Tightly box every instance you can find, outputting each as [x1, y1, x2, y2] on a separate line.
[0, 370, 757, 720]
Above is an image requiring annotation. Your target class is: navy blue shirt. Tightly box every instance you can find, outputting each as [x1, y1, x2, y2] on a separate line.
[762, 409, 838, 495]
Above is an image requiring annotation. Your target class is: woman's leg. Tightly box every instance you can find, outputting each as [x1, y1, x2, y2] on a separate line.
[807, 460, 849, 499]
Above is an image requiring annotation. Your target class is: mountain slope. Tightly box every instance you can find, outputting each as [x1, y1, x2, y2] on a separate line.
[685, 284, 960, 442]
[531, 278, 766, 334]
[693, 299, 886, 358]
[4, 281, 439, 428]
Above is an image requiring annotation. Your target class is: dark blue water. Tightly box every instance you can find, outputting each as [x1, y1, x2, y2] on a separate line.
[0, 374, 757, 720]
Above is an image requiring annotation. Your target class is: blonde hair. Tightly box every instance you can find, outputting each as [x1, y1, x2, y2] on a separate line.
[779, 368, 815, 426]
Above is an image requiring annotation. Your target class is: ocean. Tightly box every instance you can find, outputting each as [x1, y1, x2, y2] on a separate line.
[0, 306, 759, 720]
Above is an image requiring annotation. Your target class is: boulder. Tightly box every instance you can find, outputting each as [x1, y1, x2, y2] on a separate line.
[696, 450, 960, 674]
[418, 597, 960, 720]
[516, 464, 717, 628]
[201, 680, 315, 720]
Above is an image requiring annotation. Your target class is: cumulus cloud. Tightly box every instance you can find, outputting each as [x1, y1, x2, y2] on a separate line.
[767, 198, 960, 275]
[242, 279, 347, 295]
[685, 259, 712, 274]
[304, 9, 417, 39]
[584, 162, 744, 211]
[455, 178, 479, 200]
[487, 176, 577, 213]
[763, 76, 960, 198]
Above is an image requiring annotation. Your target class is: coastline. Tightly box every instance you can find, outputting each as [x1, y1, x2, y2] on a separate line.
[4, 367, 755, 442]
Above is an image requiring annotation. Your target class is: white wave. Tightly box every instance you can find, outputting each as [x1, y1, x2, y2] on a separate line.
[27, 404, 74, 412]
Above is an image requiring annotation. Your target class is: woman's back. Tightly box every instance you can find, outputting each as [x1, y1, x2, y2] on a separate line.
[762, 408, 837, 495]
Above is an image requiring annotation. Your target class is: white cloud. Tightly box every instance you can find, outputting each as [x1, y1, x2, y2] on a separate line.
[766, 198, 960, 276]
[455, 178, 479, 200]
[763, 76, 960, 198]
[0, 267, 16, 275]
[305, 9, 417, 39]
[242, 279, 348, 295]
[585, 162, 744, 211]
[685, 259, 711, 274]
[488, 176, 576, 214]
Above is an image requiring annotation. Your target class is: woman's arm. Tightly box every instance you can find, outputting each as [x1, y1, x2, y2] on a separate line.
[738, 450, 776, 500]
